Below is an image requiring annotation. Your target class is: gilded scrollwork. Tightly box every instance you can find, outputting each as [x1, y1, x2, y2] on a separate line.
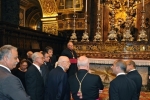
[92, 45, 98, 51]
[125, 45, 134, 51]
[56, 0, 83, 12]
[43, 22, 58, 35]
[74, 42, 150, 59]
[39, 0, 57, 17]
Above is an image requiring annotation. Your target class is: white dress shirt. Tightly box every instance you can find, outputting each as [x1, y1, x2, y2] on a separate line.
[33, 63, 42, 75]
[117, 72, 126, 76]
[0, 64, 11, 72]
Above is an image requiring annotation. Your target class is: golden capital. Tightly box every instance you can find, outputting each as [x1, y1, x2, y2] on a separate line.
[39, 0, 58, 17]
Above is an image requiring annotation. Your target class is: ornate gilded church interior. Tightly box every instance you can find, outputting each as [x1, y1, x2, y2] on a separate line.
[1, 0, 150, 58]
[0, 0, 150, 51]
[1, 0, 150, 99]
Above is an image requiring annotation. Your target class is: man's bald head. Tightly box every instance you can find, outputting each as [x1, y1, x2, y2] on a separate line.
[126, 60, 136, 72]
[27, 51, 33, 58]
[58, 56, 70, 71]
[77, 56, 89, 70]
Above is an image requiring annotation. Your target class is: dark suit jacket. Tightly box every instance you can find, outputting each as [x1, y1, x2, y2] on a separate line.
[61, 48, 78, 77]
[109, 75, 138, 100]
[127, 70, 142, 99]
[25, 65, 44, 100]
[26, 58, 33, 68]
[12, 68, 27, 90]
[50, 55, 57, 68]
[44, 66, 70, 100]
[40, 63, 49, 85]
[0, 66, 30, 100]
[69, 70, 104, 100]
[47, 55, 57, 71]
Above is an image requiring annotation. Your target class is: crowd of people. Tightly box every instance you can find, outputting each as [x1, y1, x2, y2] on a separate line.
[0, 42, 142, 100]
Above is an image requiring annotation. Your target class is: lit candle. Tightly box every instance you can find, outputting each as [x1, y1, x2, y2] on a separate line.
[143, 0, 144, 10]
[74, 0, 76, 12]
[127, 0, 129, 7]
[98, 0, 100, 11]
[86, 0, 87, 12]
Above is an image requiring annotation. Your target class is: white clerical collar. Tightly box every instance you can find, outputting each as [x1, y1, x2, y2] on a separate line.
[0, 64, 11, 72]
[129, 69, 136, 72]
[117, 72, 126, 76]
[33, 63, 41, 73]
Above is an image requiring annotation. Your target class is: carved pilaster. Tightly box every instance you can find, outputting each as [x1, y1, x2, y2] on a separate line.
[41, 18, 58, 35]
[39, 0, 58, 35]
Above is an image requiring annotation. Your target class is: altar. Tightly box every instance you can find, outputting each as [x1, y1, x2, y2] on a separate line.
[89, 58, 149, 87]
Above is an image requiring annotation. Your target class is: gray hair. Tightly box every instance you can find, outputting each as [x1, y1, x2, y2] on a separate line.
[77, 56, 89, 67]
[31, 52, 40, 62]
[57, 56, 70, 67]
[0, 45, 17, 60]
[114, 59, 126, 72]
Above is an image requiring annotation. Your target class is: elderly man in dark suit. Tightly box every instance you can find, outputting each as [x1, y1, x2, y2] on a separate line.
[69, 56, 104, 100]
[45, 56, 71, 100]
[0, 45, 30, 100]
[61, 41, 78, 77]
[109, 59, 138, 100]
[126, 60, 142, 99]
[25, 52, 44, 100]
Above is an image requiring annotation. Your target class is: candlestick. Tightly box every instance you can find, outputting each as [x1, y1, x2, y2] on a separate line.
[86, 0, 87, 12]
[74, 0, 76, 12]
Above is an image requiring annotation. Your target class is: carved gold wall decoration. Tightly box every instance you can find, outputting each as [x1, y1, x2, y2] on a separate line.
[39, 0, 58, 35]
[39, 0, 58, 17]
[74, 42, 150, 59]
[56, 0, 83, 12]
[42, 21, 58, 35]
[147, 46, 150, 51]
[106, 0, 137, 41]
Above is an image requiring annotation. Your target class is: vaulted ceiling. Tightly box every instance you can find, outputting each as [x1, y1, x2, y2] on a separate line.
[20, 0, 42, 30]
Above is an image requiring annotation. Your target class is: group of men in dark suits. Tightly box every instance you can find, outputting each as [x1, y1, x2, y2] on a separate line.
[0, 44, 142, 100]
[0, 44, 105, 100]
[109, 59, 142, 100]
